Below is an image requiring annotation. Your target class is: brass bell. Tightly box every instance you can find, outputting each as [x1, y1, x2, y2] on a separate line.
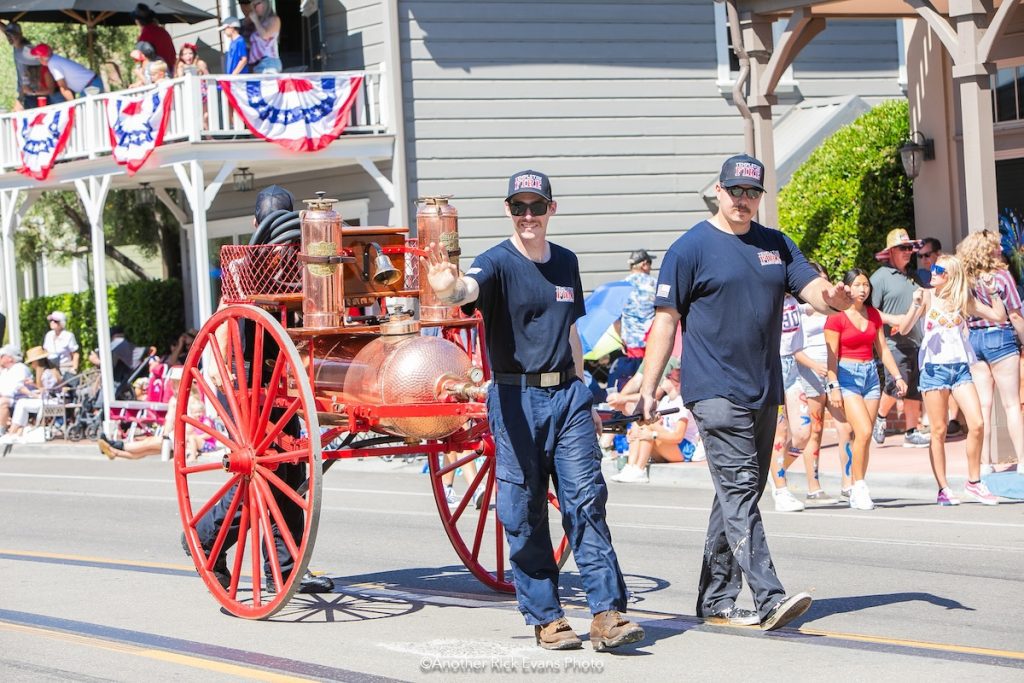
[365, 242, 402, 286]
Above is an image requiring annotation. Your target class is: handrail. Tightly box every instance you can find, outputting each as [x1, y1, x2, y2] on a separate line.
[0, 69, 388, 176]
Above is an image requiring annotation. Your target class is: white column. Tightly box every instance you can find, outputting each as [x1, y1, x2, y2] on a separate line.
[73, 175, 114, 423]
[1, 189, 29, 349]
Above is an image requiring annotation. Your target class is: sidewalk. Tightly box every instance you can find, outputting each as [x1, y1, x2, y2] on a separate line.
[6, 429, 1019, 503]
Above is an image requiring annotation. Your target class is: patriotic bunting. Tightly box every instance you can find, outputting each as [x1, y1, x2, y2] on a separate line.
[217, 75, 363, 152]
[14, 104, 75, 181]
[106, 85, 175, 174]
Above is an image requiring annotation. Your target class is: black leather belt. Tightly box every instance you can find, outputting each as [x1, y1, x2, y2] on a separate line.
[492, 370, 575, 388]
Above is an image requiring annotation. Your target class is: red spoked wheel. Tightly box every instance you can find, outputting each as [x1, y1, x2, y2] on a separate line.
[175, 305, 322, 619]
[428, 429, 571, 594]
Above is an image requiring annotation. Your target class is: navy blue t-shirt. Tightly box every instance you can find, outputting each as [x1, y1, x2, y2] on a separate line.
[463, 240, 585, 374]
[655, 220, 818, 408]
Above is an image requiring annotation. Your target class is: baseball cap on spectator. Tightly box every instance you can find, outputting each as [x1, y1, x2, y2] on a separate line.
[0, 344, 22, 361]
[628, 249, 656, 267]
[220, 16, 242, 30]
[719, 154, 766, 191]
[255, 185, 294, 223]
[875, 228, 921, 261]
[506, 170, 552, 201]
[47, 311, 67, 325]
[4, 22, 22, 35]
[29, 43, 52, 58]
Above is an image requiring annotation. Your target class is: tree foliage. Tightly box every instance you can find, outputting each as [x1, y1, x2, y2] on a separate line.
[778, 99, 915, 278]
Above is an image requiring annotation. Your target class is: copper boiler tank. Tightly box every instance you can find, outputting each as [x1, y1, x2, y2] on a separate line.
[299, 193, 348, 329]
[416, 196, 461, 321]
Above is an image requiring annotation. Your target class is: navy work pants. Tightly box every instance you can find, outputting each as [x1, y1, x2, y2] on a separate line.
[488, 379, 628, 625]
[690, 398, 787, 619]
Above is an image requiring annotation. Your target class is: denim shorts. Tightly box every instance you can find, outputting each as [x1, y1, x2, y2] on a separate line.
[781, 354, 800, 392]
[969, 326, 1021, 365]
[919, 362, 973, 393]
[838, 359, 880, 399]
[797, 364, 827, 398]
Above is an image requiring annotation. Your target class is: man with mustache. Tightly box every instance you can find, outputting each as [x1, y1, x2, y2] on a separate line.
[637, 154, 853, 631]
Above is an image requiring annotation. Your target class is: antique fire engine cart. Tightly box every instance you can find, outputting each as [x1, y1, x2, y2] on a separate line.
[175, 195, 571, 619]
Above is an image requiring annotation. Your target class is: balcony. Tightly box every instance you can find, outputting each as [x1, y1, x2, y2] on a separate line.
[0, 69, 393, 190]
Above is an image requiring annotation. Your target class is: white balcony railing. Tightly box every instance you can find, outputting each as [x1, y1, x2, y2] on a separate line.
[0, 69, 389, 175]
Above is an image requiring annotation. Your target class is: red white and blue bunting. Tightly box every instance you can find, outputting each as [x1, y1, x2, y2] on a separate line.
[217, 75, 363, 152]
[14, 105, 75, 181]
[106, 85, 175, 174]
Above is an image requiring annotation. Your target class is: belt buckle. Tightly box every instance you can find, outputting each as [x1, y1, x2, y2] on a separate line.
[539, 371, 560, 387]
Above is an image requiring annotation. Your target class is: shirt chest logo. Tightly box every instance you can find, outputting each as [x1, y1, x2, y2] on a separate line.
[757, 250, 782, 266]
[555, 286, 574, 302]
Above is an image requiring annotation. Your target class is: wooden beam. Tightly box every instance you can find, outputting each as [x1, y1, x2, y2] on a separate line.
[977, 0, 1022, 63]
[906, 0, 961, 56]
[763, 9, 827, 96]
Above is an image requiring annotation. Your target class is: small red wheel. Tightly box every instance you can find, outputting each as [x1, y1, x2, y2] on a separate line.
[428, 435, 571, 593]
[176, 305, 322, 619]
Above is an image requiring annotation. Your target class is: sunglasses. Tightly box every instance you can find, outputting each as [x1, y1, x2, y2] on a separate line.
[893, 244, 915, 252]
[724, 186, 763, 200]
[508, 200, 550, 217]
[931, 264, 947, 275]
[918, 251, 935, 258]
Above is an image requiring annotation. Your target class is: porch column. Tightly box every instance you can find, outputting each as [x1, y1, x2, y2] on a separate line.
[73, 175, 114, 423]
[0, 189, 39, 349]
[743, 13, 778, 227]
[949, 0, 998, 232]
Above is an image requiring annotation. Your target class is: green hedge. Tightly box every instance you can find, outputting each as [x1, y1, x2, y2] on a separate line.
[779, 99, 915, 278]
[19, 279, 185, 364]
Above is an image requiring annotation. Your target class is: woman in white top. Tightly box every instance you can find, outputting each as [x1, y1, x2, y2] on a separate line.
[898, 254, 1006, 506]
[247, 0, 282, 73]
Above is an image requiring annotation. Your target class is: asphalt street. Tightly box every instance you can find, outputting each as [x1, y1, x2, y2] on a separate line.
[1, 449, 1022, 682]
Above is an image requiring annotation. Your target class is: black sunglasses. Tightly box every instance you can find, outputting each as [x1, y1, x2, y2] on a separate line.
[893, 244, 915, 252]
[508, 200, 550, 217]
[918, 250, 935, 258]
[724, 186, 763, 199]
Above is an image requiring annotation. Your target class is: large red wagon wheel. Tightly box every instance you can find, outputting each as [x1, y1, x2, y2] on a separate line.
[175, 305, 322, 619]
[431, 322, 569, 592]
[428, 437, 571, 593]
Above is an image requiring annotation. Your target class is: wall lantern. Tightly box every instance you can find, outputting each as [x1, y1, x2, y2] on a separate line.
[899, 131, 935, 179]
[233, 167, 255, 192]
[137, 182, 155, 206]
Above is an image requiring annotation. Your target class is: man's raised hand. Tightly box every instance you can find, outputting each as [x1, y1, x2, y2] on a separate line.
[419, 241, 459, 295]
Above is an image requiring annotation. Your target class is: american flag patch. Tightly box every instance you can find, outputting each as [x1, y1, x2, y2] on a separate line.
[555, 286, 574, 302]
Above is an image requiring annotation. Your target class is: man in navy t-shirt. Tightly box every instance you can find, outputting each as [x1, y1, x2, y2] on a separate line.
[637, 154, 853, 632]
[422, 170, 644, 652]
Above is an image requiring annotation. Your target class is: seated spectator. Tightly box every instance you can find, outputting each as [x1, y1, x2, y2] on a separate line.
[2, 347, 62, 442]
[164, 329, 198, 366]
[29, 44, 104, 100]
[0, 345, 32, 434]
[42, 310, 80, 378]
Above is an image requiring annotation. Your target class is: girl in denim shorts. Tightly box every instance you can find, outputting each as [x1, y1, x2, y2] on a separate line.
[898, 254, 1007, 506]
[824, 269, 907, 511]
[957, 230, 1024, 474]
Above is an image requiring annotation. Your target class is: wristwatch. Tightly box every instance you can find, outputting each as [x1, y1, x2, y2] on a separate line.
[825, 380, 840, 392]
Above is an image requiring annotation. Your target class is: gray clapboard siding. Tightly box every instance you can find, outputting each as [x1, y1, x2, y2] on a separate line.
[791, 19, 902, 103]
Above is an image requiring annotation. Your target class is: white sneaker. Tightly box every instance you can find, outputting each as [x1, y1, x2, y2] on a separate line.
[691, 441, 706, 462]
[980, 463, 995, 476]
[848, 480, 875, 510]
[772, 487, 805, 512]
[611, 464, 648, 484]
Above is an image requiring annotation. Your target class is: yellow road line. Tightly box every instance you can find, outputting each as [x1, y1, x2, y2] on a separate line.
[0, 548, 193, 571]
[0, 622, 312, 682]
[797, 627, 1024, 660]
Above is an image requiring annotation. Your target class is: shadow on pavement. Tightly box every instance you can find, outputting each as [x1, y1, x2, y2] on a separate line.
[803, 592, 975, 622]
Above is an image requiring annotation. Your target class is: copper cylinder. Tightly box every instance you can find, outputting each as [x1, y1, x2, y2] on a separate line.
[416, 196, 461, 321]
[300, 193, 345, 329]
[344, 332, 476, 439]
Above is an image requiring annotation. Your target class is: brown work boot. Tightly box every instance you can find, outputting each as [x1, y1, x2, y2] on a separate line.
[534, 617, 583, 650]
[589, 610, 645, 651]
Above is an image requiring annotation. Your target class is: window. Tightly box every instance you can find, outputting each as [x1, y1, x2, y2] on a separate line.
[993, 66, 1023, 123]
[713, 4, 797, 94]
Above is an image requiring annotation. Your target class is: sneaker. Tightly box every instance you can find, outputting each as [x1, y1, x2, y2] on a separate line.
[444, 485, 457, 505]
[267, 570, 335, 594]
[903, 430, 931, 448]
[946, 419, 964, 437]
[702, 605, 760, 626]
[691, 441, 706, 462]
[761, 592, 813, 631]
[472, 488, 485, 510]
[848, 480, 874, 510]
[980, 463, 995, 476]
[181, 532, 230, 589]
[611, 464, 648, 484]
[840, 487, 852, 499]
[805, 489, 837, 505]
[535, 617, 583, 650]
[872, 416, 886, 445]
[936, 487, 961, 506]
[964, 480, 998, 506]
[772, 487, 805, 512]
[589, 610, 645, 651]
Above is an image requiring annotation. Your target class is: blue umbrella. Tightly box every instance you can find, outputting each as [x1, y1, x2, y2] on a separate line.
[577, 280, 631, 354]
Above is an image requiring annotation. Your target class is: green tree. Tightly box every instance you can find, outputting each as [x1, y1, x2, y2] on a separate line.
[2, 21, 182, 280]
[778, 99, 915, 277]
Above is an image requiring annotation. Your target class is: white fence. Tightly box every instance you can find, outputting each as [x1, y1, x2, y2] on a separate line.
[0, 69, 389, 174]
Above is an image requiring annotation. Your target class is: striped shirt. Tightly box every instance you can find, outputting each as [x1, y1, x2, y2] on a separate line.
[968, 269, 1022, 329]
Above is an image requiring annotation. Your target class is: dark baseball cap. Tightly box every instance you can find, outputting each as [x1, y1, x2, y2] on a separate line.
[628, 249, 656, 266]
[719, 154, 766, 191]
[255, 185, 294, 223]
[506, 170, 552, 201]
